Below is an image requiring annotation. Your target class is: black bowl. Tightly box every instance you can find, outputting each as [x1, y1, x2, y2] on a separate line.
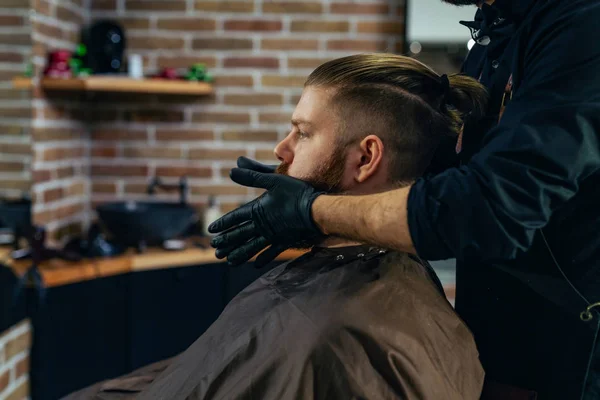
[0, 199, 32, 232]
[96, 201, 198, 248]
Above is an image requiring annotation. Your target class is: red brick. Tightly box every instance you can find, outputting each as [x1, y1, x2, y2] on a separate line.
[195, 1, 255, 13]
[0, 33, 30, 46]
[0, 51, 24, 63]
[56, 5, 84, 25]
[92, 146, 118, 158]
[224, 19, 282, 32]
[261, 38, 318, 51]
[0, 143, 30, 155]
[91, 165, 148, 177]
[157, 18, 216, 31]
[157, 55, 217, 69]
[15, 355, 29, 378]
[0, 0, 31, 9]
[0, 107, 32, 119]
[263, 2, 322, 14]
[129, 36, 186, 51]
[90, 0, 117, 10]
[123, 146, 182, 159]
[213, 75, 254, 88]
[125, 0, 186, 11]
[259, 112, 291, 124]
[66, 181, 86, 197]
[116, 17, 151, 30]
[0, 124, 26, 135]
[33, 127, 83, 141]
[123, 109, 184, 123]
[327, 39, 388, 52]
[0, 69, 25, 81]
[0, 161, 26, 172]
[57, 166, 76, 179]
[0, 15, 24, 26]
[192, 112, 250, 124]
[34, 20, 63, 40]
[43, 187, 63, 203]
[155, 129, 214, 141]
[91, 128, 147, 141]
[255, 149, 279, 162]
[223, 57, 279, 69]
[357, 21, 404, 35]
[192, 38, 253, 51]
[34, 0, 51, 16]
[155, 166, 212, 178]
[262, 75, 306, 88]
[39, 147, 84, 162]
[290, 20, 349, 33]
[0, 370, 8, 392]
[188, 148, 245, 160]
[288, 57, 332, 69]
[124, 183, 152, 195]
[5, 330, 31, 359]
[92, 181, 117, 194]
[33, 169, 52, 183]
[0, 180, 30, 191]
[222, 130, 279, 142]
[191, 185, 249, 196]
[330, 2, 390, 15]
[223, 93, 283, 106]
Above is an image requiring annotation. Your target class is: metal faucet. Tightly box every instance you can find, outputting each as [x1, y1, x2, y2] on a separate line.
[147, 176, 188, 204]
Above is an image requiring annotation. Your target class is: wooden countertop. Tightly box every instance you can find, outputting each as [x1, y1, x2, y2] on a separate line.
[1, 242, 306, 288]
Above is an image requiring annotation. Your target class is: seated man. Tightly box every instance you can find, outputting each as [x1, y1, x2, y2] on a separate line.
[65, 53, 487, 400]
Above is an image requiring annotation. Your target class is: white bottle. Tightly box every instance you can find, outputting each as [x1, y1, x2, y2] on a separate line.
[202, 196, 222, 236]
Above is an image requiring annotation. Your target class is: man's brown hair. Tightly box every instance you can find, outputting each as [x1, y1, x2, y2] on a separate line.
[305, 53, 488, 182]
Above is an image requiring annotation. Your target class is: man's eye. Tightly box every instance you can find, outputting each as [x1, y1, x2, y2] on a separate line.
[297, 131, 308, 139]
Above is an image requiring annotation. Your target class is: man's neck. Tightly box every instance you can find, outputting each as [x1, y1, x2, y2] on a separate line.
[317, 236, 363, 248]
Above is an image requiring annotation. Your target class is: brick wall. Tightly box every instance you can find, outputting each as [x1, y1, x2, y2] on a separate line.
[24, 0, 405, 241]
[0, 320, 32, 400]
[30, 0, 91, 242]
[87, 0, 406, 216]
[0, 1, 33, 200]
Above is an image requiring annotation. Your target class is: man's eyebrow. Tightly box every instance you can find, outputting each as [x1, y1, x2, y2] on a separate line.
[291, 118, 312, 127]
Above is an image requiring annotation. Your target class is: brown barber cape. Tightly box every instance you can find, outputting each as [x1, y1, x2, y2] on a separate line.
[65, 245, 484, 400]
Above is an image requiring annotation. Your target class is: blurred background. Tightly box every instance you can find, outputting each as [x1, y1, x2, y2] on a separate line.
[0, 0, 474, 398]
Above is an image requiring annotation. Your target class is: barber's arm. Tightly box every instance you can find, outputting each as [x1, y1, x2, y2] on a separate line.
[210, 9, 600, 265]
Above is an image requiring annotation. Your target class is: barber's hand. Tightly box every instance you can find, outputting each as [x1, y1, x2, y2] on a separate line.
[209, 157, 325, 267]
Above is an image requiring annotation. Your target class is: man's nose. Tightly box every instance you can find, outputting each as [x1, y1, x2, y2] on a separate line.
[274, 137, 293, 164]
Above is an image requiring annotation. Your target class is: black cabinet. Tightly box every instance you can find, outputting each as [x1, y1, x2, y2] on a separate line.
[25, 263, 229, 400]
[28, 274, 131, 400]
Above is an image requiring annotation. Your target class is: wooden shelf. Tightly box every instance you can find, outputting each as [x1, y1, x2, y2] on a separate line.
[12, 76, 213, 95]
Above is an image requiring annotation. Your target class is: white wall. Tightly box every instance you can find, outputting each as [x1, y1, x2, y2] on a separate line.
[407, 0, 477, 44]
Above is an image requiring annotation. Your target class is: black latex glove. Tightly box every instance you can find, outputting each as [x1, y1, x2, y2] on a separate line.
[236, 157, 277, 174]
[209, 157, 324, 267]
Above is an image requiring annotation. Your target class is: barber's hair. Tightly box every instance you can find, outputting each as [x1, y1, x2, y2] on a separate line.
[305, 53, 488, 182]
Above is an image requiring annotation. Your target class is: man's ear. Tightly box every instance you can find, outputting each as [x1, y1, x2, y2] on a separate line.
[353, 135, 384, 183]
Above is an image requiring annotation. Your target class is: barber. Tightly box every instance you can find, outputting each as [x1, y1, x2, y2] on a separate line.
[209, 0, 600, 399]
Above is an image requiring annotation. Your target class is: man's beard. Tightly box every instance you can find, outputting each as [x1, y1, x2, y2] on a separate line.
[275, 148, 347, 194]
[441, 0, 479, 5]
[275, 147, 348, 249]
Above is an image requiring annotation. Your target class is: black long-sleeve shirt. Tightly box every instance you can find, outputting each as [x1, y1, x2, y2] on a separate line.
[407, 0, 600, 398]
